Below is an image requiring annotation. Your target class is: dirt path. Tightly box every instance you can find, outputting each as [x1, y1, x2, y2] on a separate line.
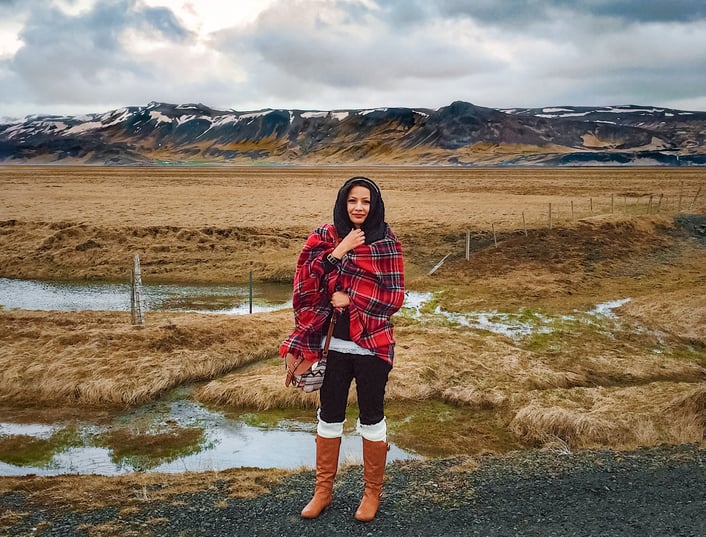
[2, 444, 704, 536]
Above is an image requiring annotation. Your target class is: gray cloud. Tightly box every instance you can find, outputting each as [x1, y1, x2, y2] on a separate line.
[4, 0, 194, 111]
[434, 0, 706, 24]
[217, 0, 497, 92]
[1, 0, 706, 116]
[141, 5, 191, 41]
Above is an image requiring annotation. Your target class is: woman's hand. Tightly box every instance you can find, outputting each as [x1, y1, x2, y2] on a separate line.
[331, 291, 350, 308]
[331, 228, 365, 259]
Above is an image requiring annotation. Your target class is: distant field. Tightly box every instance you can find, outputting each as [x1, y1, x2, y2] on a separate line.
[0, 165, 703, 283]
[0, 165, 704, 456]
[1, 165, 702, 229]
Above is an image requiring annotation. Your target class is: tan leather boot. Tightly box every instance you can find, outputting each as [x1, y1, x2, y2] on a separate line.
[301, 435, 341, 519]
[354, 438, 389, 522]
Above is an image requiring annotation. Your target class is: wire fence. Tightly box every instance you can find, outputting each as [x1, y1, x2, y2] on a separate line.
[429, 183, 704, 273]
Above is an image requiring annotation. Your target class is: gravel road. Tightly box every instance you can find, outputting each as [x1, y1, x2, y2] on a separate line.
[2, 443, 704, 537]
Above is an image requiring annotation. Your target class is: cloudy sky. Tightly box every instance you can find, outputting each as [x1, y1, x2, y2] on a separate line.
[1, 0, 706, 119]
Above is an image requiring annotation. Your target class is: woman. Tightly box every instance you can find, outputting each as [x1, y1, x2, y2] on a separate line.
[280, 176, 405, 522]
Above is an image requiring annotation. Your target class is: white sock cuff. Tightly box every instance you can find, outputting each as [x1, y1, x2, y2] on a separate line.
[317, 409, 345, 438]
[356, 417, 387, 442]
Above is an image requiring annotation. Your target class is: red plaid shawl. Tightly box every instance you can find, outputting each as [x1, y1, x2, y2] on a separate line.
[280, 223, 405, 365]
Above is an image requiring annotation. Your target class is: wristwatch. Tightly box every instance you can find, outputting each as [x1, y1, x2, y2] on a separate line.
[326, 253, 341, 265]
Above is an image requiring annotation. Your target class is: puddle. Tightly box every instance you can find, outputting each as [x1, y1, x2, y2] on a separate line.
[401, 291, 631, 340]
[0, 278, 292, 314]
[0, 401, 418, 476]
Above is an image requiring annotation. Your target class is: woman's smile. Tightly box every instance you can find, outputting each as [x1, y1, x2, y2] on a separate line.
[347, 185, 371, 227]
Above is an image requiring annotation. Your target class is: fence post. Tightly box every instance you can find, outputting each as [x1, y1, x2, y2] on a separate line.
[611, 194, 614, 214]
[571, 201, 574, 222]
[492, 224, 498, 247]
[465, 230, 470, 261]
[428, 254, 451, 275]
[249, 271, 253, 314]
[522, 211, 527, 236]
[548, 203, 552, 230]
[131, 254, 145, 326]
[648, 195, 653, 214]
[691, 186, 702, 209]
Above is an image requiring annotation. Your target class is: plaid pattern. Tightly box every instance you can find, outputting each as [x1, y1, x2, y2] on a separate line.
[280, 223, 405, 365]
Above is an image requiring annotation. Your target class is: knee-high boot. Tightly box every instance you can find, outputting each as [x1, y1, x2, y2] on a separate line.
[301, 435, 342, 519]
[354, 438, 389, 522]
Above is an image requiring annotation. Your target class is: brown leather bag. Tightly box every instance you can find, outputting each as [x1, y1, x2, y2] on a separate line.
[285, 315, 336, 392]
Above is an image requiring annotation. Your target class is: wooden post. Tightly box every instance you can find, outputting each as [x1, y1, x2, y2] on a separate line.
[428, 254, 451, 275]
[249, 271, 253, 314]
[522, 211, 527, 237]
[648, 195, 653, 214]
[492, 224, 497, 247]
[571, 201, 574, 222]
[611, 194, 614, 214]
[131, 254, 145, 326]
[465, 230, 470, 261]
[590, 198, 593, 213]
[657, 193, 663, 212]
[624, 196, 627, 213]
[678, 182, 684, 211]
[689, 186, 702, 209]
[548, 203, 552, 230]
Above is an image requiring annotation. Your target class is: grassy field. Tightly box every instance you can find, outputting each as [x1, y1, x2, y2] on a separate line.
[0, 165, 704, 459]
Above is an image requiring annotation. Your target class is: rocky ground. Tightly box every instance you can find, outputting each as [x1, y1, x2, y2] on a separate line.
[2, 443, 704, 537]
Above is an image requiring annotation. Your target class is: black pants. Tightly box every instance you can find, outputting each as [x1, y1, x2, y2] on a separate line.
[319, 349, 392, 425]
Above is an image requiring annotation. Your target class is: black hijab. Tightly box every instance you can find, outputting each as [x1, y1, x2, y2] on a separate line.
[333, 176, 386, 244]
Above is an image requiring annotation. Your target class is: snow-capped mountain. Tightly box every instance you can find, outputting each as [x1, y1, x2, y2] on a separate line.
[1, 101, 704, 165]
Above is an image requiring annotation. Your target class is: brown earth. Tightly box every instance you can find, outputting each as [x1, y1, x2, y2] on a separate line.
[0, 165, 705, 536]
[0, 165, 704, 452]
[0, 165, 703, 284]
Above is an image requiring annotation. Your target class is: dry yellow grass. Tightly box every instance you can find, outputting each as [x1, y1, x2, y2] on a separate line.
[0, 165, 704, 454]
[0, 467, 289, 511]
[509, 383, 706, 450]
[619, 287, 706, 342]
[0, 309, 290, 407]
[1, 165, 703, 283]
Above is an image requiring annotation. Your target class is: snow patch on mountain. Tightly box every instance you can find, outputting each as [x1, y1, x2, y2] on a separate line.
[149, 111, 172, 125]
[65, 121, 104, 135]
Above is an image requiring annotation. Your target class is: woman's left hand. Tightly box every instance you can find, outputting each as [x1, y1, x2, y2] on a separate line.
[331, 291, 350, 308]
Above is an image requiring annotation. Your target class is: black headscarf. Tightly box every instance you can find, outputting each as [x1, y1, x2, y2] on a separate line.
[333, 176, 386, 244]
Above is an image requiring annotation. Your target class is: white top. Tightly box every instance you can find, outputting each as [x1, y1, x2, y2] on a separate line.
[322, 336, 376, 356]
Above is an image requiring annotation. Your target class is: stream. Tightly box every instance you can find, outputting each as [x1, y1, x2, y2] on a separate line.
[0, 278, 631, 476]
[0, 277, 292, 313]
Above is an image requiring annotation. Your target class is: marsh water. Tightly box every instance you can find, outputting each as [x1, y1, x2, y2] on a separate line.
[0, 277, 292, 313]
[0, 278, 631, 476]
[0, 398, 419, 477]
[0, 279, 422, 476]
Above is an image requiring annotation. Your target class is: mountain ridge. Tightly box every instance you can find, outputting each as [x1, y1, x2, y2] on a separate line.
[1, 100, 705, 166]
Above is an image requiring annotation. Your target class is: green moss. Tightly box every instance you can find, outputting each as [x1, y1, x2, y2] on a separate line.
[419, 296, 441, 315]
[0, 426, 82, 467]
[384, 401, 522, 457]
[93, 427, 207, 471]
[520, 315, 606, 352]
[666, 343, 706, 366]
[237, 407, 314, 429]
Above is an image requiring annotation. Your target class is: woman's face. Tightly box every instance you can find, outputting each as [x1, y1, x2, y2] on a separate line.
[347, 185, 371, 229]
